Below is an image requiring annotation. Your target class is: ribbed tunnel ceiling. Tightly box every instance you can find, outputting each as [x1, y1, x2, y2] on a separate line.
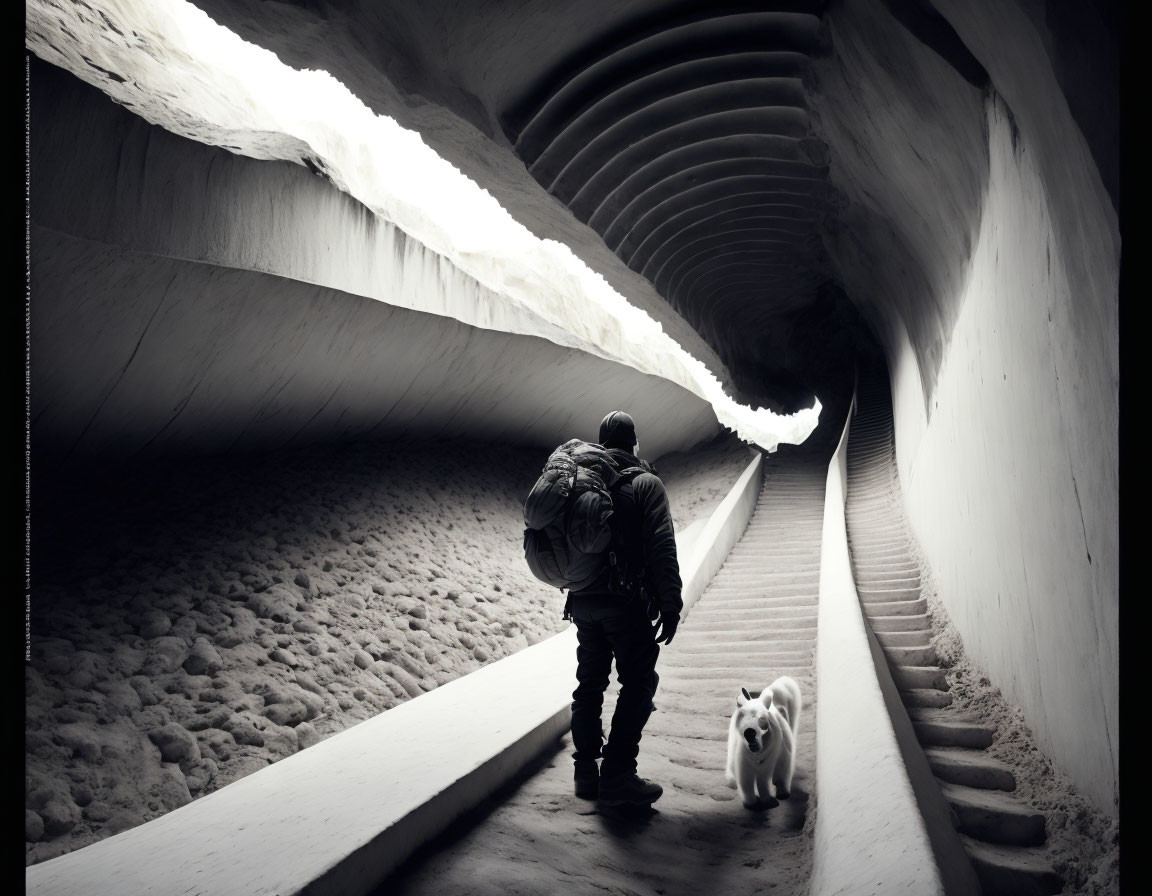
[177, 0, 858, 422]
[69, 0, 1114, 439]
[499, 5, 834, 360]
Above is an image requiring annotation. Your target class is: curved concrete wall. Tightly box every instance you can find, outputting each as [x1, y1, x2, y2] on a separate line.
[894, 96, 1117, 815]
[810, 0, 1118, 814]
[32, 227, 717, 468]
[30, 63, 719, 468]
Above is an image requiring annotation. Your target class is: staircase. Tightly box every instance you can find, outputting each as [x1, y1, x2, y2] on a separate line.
[845, 365, 1063, 896]
[381, 449, 825, 896]
[662, 447, 826, 754]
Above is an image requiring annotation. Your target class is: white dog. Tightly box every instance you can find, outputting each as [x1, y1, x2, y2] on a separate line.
[725, 676, 802, 809]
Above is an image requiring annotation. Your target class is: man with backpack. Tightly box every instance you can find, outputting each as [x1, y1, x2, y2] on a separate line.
[566, 411, 682, 809]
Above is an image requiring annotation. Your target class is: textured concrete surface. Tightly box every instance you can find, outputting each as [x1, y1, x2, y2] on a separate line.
[32, 225, 718, 468]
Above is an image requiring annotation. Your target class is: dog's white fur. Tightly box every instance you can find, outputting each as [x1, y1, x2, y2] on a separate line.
[724, 676, 801, 808]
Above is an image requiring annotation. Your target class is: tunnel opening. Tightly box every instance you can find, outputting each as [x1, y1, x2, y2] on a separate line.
[25, 0, 1117, 890]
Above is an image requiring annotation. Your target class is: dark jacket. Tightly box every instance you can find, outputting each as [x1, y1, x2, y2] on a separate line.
[570, 449, 683, 617]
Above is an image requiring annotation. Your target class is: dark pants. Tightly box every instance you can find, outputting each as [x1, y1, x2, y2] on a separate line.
[569, 595, 660, 780]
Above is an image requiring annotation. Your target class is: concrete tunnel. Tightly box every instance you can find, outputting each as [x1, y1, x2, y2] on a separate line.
[24, 0, 1119, 893]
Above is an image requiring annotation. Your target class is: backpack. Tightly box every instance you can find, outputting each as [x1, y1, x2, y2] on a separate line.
[522, 439, 645, 593]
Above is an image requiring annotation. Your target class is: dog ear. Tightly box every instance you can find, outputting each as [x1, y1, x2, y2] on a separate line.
[738, 687, 751, 707]
[760, 686, 774, 708]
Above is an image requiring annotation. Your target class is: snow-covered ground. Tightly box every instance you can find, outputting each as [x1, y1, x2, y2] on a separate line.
[25, 433, 752, 864]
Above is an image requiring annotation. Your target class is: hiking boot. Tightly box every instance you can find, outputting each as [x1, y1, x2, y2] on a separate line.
[574, 760, 599, 799]
[597, 773, 663, 807]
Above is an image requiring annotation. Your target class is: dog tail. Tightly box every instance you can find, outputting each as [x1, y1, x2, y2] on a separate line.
[777, 676, 802, 740]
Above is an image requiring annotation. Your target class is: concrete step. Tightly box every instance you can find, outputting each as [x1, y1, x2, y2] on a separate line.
[702, 593, 819, 607]
[857, 586, 921, 602]
[846, 490, 898, 503]
[849, 562, 920, 576]
[881, 644, 938, 666]
[681, 612, 820, 626]
[701, 595, 818, 609]
[846, 460, 892, 473]
[845, 499, 902, 512]
[853, 572, 921, 587]
[857, 557, 916, 573]
[846, 506, 901, 517]
[849, 538, 906, 551]
[731, 537, 823, 549]
[939, 781, 1045, 846]
[908, 707, 980, 723]
[708, 582, 821, 594]
[874, 629, 932, 648]
[661, 661, 814, 679]
[924, 747, 1015, 791]
[845, 511, 904, 526]
[663, 644, 815, 667]
[743, 512, 825, 521]
[717, 549, 817, 561]
[844, 509, 902, 522]
[712, 570, 822, 583]
[847, 440, 891, 451]
[846, 523, 905, 534]
[900, 688, 953, 708]
[961, 835, 1063, 896]
[722, 548, 823, 561]
[848, 544, 910, 559]
[714, 572, 821, 584]
[723, 555, 824, 565]
[891, 665, 948, 691]
[847, 467, 893, 477]
[676, 629, 817, 645]
[862, 598, 927, 617]
[738, 530, 823, 540]
[702, 596, 819, 610]
[868, 613, 930, 632]
[848, 449, 894, 464]
[847, 522, 907, 536]
[911, 717, 995, 749]
[722, 556, 823, 567]
[852, 563, 918, 577]
[688, 605, 818, 621]
[718, 558, 822, 569]
[846, 478, 894, 492]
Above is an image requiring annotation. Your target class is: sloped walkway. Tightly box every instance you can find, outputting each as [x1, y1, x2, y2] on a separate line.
[379, 448, 826, 896]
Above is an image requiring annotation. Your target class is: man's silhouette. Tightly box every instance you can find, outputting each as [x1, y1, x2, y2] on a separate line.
[567, 411, 681, 808]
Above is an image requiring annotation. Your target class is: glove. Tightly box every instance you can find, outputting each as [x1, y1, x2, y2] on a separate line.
[653, 612, 679, 645]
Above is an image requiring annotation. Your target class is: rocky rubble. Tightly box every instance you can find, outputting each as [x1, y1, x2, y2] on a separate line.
[26, 431, 751, 864]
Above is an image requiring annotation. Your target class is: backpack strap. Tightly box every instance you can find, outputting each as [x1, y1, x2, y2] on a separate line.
[605, 467, 648, 597]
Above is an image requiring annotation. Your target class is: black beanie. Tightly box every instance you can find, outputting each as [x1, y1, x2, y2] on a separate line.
[599, 411, 637, 450]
